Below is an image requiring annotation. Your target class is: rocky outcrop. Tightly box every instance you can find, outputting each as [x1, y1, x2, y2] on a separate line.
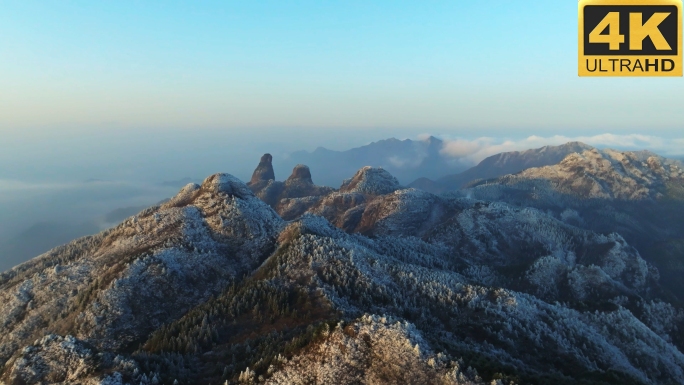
[247, 156, 334, 213]
[279, 167, 412, 232]
[249, 153, 276, 185]
[248, 158, 405, 222]
[281, 165, 333, 199]
[287, 164, 313, 183]
[340, 167, 402, 195]
[281, 136, 465, 186]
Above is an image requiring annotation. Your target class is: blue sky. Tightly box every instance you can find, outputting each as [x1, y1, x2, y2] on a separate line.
[2, 0, 682, 136]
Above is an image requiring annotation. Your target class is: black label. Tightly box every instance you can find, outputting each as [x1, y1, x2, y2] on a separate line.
[584, 5, 679, 55]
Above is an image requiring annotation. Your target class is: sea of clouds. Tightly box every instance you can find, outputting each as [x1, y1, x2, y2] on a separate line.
[430, 133, 684, 165]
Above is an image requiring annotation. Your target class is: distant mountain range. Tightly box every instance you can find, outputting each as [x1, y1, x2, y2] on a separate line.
[3, 144, 684, 384]
[409, 142, 595, 193]
[462, 146, 684, 299]
[2, 139, 659, 274]
[277, 136, 466, 186]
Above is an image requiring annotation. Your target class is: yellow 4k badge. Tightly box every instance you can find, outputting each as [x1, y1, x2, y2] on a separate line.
[579, 0, 682, 76]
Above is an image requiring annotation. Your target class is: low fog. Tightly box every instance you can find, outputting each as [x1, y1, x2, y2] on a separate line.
[0, 127, 422, 272]
[1, 127, 683, 273]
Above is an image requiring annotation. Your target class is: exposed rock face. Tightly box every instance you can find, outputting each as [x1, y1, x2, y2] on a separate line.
[247, 158, 334, 214]
[340, 166, 402, 195]
[281, 136, 466, 186]
[249, 153, 276, 185]
[287, 164, 313, 183]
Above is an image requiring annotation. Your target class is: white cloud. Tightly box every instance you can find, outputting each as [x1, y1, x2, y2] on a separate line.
[436, 134, 684, 165]
[387, 156, 410, 168]
[439, 139, 486, 158]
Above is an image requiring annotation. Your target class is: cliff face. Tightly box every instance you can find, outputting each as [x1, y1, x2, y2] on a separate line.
[249, 154, 276, 185]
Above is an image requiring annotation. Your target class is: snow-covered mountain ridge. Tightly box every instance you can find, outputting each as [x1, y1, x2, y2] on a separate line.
[463, 147, 684, 305]
[1, 146, 684, 384]
[410, 142, 595, 194]
[473, 147, 684, 200]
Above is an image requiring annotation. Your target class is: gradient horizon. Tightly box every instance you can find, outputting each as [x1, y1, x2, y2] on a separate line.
[1, 1, 683, 135]
[2, 1, 684, 269]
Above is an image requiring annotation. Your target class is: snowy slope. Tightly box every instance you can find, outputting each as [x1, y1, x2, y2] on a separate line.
[1, 160, 684, 384]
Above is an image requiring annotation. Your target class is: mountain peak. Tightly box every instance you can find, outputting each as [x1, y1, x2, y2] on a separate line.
[340, 166, 402, 195]
[557, 141, 593, 152]
[202, 173, 255, 199]
[247, 155, 333, 210]
[477, 147, 684, 200]
[564, 140, 591, 147]
[249, 153, 276, 184]
[421, 135, 442, 144]
[414, 141, 601, 193]
[282, 137, 464, 186]
[287, 164, 313, 184]
[2, 147, 684, 384]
